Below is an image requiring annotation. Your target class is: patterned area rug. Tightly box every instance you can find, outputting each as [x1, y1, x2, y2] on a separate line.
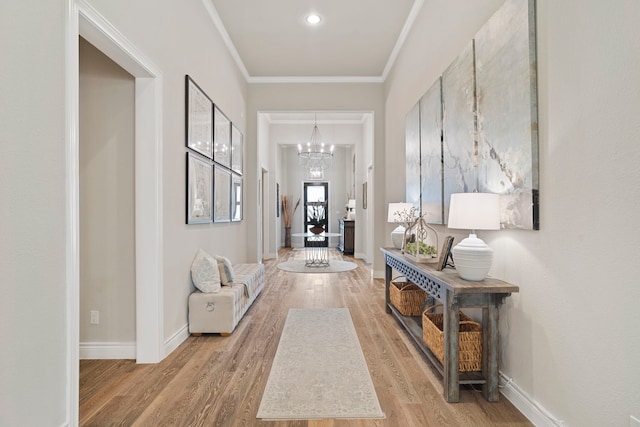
[277, 260, 357, 273]
[257, 308, 385, 420]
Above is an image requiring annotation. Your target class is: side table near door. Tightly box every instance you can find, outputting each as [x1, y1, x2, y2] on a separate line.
[338, 218, 354, 255]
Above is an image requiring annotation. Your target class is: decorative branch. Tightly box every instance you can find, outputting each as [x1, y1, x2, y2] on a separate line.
[281, 195, 300, 228]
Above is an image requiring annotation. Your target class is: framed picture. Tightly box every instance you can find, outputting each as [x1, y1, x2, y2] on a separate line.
[214, 164, 231, 222]
[231, 123, 243, 175]
[186, 152, 213, 224]
[437, 236, 455, 271]
[276, 182, 280, 218]
[185, 75, 213, 159]
[213, 105, 231, 168]
[231, 174, 243, 222]
[362, 181, 368, 209]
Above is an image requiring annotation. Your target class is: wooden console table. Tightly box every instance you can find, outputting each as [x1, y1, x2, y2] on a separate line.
[381, 247, 519, 403]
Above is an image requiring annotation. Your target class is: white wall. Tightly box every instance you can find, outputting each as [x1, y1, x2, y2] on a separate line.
[84, 0, 249, 341]
[0, 0, 249, 425]
[384, 0, 640, 425]
[0, 1, 68, 425]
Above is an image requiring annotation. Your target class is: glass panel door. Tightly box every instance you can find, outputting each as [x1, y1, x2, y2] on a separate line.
[303, 182, 328, 247]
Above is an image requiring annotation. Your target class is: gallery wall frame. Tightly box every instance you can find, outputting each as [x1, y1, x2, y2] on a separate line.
[214, 105, 231, 169]
[214, 164, 231, 222]
[186, 151, 213, 224]
[405, 0, 539, 230]
[231, 123, 243, 175]
[232, 174, 243, 222]
[185, 75, 214, 160]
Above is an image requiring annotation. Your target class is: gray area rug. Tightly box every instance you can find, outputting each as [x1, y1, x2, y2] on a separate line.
[257, 308, 385, 420]
[277, 260, 357, 273]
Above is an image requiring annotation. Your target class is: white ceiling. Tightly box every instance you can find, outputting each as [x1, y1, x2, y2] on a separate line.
[207, 0, 422, 83]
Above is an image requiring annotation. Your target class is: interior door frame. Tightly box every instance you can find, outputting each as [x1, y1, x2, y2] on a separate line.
[67, 1, 165, 424]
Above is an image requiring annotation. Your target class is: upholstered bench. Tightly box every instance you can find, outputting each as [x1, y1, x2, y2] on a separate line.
[188, 263, 265, 336]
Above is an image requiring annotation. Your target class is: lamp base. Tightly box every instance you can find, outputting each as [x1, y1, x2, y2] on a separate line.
[391, 226, 405, 249]
[451, 234, 493, 281]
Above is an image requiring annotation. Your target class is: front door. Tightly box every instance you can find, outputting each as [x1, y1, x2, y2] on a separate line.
[303, 182, 328, 247]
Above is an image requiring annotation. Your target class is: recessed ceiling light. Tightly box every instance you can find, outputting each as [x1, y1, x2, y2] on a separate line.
[306, 14, 321, 25]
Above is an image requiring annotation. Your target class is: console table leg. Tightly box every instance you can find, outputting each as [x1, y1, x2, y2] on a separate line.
[443, 293, 460, 402]
[482, 298, 500, 402]
[384, 263, 392, 313]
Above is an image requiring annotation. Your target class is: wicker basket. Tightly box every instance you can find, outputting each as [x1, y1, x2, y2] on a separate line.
[422, 305, 482, 372]
[390, 278, 427, 316]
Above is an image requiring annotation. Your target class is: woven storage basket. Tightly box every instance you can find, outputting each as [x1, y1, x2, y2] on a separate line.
[422, 305, 482, 372]
[390, 278, 427, 316]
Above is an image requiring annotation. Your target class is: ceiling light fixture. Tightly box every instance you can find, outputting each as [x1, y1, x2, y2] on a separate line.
[298, 115, 334, 180]
[306, 14, 321, 25]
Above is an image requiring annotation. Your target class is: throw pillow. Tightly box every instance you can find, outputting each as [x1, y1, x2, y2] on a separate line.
[218, 262, 230, 286]
[215, 255, 235, 282]
[191, 249, 221, 293]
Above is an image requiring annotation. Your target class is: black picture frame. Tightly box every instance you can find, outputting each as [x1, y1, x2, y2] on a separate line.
[213, 164, 231, 222]
[186, 151, 213, 224]
[213, 105, 231, 168]
[185, 75, 213, 160]
[231, 174, 243, 222]
[231, 123, 243, 175]
[437, 236, 455, 271]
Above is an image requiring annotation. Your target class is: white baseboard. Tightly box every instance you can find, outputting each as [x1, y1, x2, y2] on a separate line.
[372, 269, 384, 279]
[79, 341, 136, 359]
[79, 324, 189, 361]
[164, 323, 190, 357]
[500, 372, 563, 426]
[354, 252, 368, 262]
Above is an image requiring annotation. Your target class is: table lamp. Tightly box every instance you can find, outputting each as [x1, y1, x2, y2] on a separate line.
[387, 202, 415, 249]
[346, 199, 356, 220]
[447, 193, 500, 281]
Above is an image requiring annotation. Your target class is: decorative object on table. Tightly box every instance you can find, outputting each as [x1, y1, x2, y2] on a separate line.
[213, 164, 231, 222]
[403, 214, 439, 263]
[387, 202, 416, 249]
[422, 304, 482, 372]
[213, 105, 231, 168]
[447, 192, 500, 281]
[185, 75, 213, 160]
[281, 195, 300, 248]
[436, 236, 455, 271]
[186, 152, 213, 224]
[297, 114, 334, 180]
[390, 277, 427, 317]
[307, 201, 327, 234]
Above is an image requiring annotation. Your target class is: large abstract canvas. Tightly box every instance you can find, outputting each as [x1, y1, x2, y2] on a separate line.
[442, 41, 477, 222]
[420, 78, 444, 224]
[475, 0, 539, 229]
[405, 102, 421, 209]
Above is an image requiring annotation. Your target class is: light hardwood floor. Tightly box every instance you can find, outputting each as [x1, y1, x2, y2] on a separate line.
[80, 248, 532, 426]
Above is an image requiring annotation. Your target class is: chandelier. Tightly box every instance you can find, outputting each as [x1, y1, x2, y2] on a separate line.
[298, 116, 334, 180]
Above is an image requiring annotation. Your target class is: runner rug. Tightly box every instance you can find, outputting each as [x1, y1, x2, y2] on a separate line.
[256, 308, 385, 420]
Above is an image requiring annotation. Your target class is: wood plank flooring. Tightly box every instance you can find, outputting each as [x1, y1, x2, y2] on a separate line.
[79, 248, 532, 426]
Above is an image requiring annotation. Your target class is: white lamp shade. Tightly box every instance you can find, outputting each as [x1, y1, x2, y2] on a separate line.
[447, 193, 500, 231]
[387, 202, 415, 223]
[347, 199, 356, 209]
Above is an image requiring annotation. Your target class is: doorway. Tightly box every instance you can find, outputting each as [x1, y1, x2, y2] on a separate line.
[303, 182, 328, 247]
